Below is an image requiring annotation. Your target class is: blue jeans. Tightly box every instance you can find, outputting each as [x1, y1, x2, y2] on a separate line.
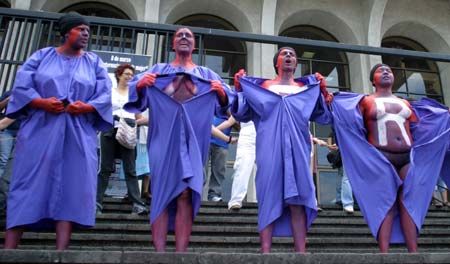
[435, 177, 447, 193]
[0, 129, 16, 178]
[336, 165, 354, 207]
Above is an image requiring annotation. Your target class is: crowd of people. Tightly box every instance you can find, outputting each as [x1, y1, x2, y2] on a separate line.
[1, 12, 449, 254]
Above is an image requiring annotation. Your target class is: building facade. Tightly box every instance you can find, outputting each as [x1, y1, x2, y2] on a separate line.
[1, 0, 449, 203]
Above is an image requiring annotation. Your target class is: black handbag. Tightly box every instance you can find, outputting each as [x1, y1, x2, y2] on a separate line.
[326, 150, 342, 169]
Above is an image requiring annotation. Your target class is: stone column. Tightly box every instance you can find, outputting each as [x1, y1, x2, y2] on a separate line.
[11, 0, 32, 10]
[258, 0, 277, 79]
[144, 0, 160, 22]
[362, 0, 388, 94]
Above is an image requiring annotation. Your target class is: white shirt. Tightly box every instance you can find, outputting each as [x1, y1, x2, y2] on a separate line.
[268, 84, 307, 96]
[112, 87, 135, 128]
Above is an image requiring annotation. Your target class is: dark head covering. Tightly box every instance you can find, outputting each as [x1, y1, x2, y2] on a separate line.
[273, 47, 296, 74]
[58, 12, 90, 37]
[369, 63, 389, 86]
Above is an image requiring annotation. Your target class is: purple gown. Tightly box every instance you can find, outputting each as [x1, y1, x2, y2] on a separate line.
[231, 75, 331, 236]
[6, 47, 112, 229]
[124, 63, 232, 229]
[331, 93, 450, 243]
[411, 98, 450, 188]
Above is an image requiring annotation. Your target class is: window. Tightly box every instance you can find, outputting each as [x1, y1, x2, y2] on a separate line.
[280, 25, 349, 152]
[60, 2, 133, 52]
[280, 26, 351, 204]
[382, 37, 443, 103]
[280, 25, 350, 93]
[170, 14, 247, 86]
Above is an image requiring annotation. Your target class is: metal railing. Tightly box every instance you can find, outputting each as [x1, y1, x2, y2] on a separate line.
[1, 7, 450, 95]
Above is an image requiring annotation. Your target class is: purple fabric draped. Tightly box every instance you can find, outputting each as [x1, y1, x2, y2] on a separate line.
[6, 47, 112, 229]
[124, 64, 232, 229]
[410, 98, 450, 188]
[231, 75, 331, 236]
[331, 93, 450, 243]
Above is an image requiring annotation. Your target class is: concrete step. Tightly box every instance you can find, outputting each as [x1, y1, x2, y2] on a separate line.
[5, 244, 450, 253]
[92, 213, 450, 228]
[101, 199, 450, 216]
[3, 232, 450, 250]
[1, 250, 450, 264]
[1, 198, 449, 257]
[3, 223, 446, 238]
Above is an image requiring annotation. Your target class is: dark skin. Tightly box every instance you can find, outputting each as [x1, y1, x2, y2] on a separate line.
[234, 47, 331, 254]
[4, 24, 95, 251]
[359, 65, 419, 253]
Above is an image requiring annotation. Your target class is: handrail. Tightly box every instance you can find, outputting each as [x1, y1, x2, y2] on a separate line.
[1, 7, 449, 63]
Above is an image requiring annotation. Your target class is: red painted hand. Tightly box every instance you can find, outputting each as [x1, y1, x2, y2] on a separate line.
[210, 80, 228, 106]
[30, 97, 65, 113]
[315, 72, 333, 105]
[234, 69, 246, 91]
[315, 72, 326, 89]
[66, 101, 95, 115]
[136, 73, 158, 94]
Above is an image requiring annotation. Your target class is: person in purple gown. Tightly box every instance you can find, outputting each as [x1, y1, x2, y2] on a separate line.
[3, 12, 112, 250]
[124, 27, 231, 252]
[331, 64, 450, 252]
[232, 47, 332, 253]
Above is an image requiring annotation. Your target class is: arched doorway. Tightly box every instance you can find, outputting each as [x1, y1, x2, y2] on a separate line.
[60, 2, 130, 19]
[280, 25, 350, 93]
[382, 37, 444, 103]
[0, 0, 10, 8]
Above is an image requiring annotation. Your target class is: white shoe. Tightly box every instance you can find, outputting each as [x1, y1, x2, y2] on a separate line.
[228, 203, 242, 211]
[343, 205, 354, 214]
[210, 196, 223, 202]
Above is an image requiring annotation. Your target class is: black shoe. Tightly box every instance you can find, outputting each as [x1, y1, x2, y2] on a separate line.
[141, 192, 151, 204]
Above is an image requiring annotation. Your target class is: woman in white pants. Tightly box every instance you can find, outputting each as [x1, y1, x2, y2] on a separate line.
[228, 121, 257, 210]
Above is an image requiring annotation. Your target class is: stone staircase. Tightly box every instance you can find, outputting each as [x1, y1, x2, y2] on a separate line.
[1, 197, 450, 263]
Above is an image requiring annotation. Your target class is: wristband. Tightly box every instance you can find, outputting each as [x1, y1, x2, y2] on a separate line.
[227, 135, 232, 144]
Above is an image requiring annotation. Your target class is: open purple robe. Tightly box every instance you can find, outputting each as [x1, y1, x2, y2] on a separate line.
[231, 75, 331, 236]
[6, 47, 112, 229]
[331, 92, 450, 243]
[124, 63, 232, 229]
[410, 98, 450, 188]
